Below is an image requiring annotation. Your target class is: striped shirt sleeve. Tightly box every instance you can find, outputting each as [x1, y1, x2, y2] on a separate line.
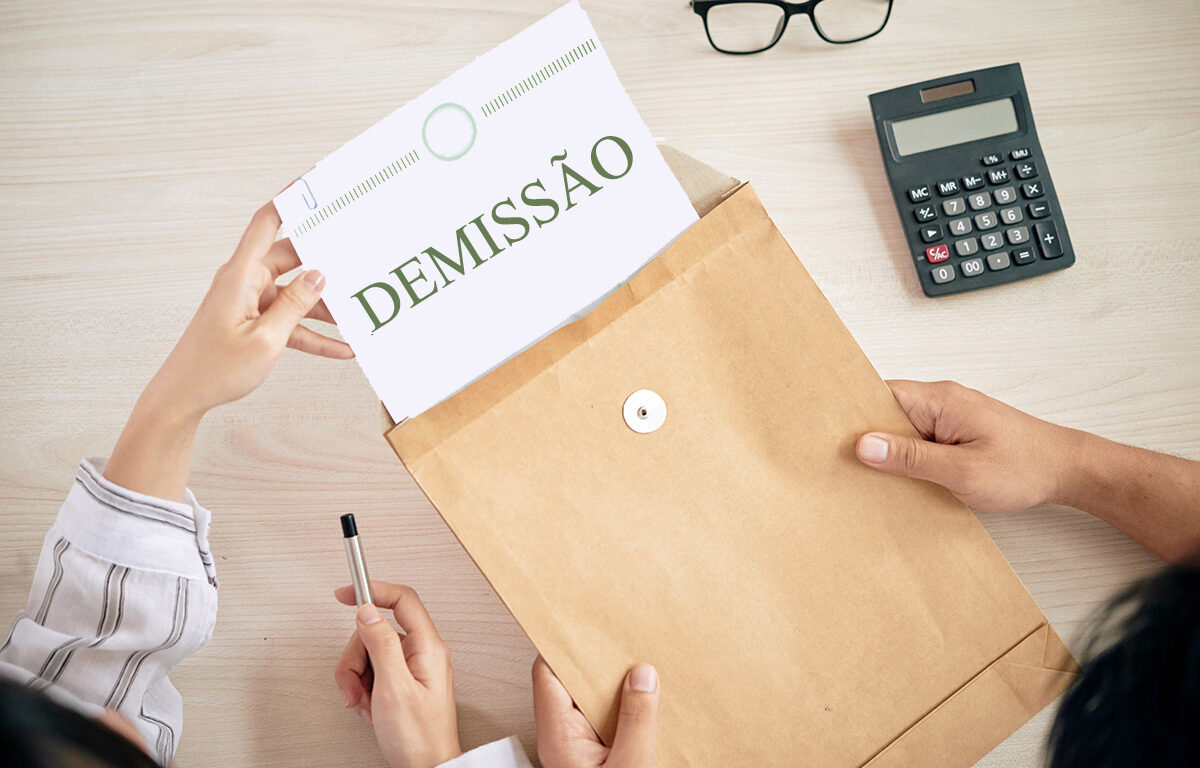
[0, 457, 218, 765]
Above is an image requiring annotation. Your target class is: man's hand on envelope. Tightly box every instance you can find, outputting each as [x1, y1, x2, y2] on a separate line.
[854, 380, 1066, 513]
[854, 379, 1200, 561]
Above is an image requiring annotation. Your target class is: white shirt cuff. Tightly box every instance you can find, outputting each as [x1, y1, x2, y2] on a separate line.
[60, 458, 217, 586]
[436, 736, 533, 768]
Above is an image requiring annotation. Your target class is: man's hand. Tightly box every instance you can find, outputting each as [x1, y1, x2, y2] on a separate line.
[855, 380, 1070, 513]
[857, 379, 1200, 560]
[333, 582, 462, 768]
[533, 656, 659, 768]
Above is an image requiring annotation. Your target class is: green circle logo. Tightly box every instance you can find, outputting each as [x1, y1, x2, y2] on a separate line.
[422, 103, 477, 161]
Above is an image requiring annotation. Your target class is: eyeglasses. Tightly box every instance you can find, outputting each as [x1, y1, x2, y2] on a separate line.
[691, 0, 893, 55]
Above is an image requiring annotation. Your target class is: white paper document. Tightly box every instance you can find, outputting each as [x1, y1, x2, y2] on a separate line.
[274, 1, 698, 421]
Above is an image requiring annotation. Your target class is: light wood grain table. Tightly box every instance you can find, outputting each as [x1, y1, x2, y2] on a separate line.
[2, 1, 1197, 765]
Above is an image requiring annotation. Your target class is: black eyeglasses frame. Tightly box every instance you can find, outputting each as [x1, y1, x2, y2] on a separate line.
[691, 0, 894, 55]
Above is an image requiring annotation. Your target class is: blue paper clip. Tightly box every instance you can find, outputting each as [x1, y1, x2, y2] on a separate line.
[297, 177, 318, 210]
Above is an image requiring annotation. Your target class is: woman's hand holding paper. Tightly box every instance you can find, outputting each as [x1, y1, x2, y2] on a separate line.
[333, 582, 462, 768]
[104, 202, 352, 501]
[532, 656, 660, 768]
[146, 201, 352, 418]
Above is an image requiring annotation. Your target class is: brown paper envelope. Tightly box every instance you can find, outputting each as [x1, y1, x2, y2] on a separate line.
[864, 623, 1077, 768]
[387, 165, 1076, 766]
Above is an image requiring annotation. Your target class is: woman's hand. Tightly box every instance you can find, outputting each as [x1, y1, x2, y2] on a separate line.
[147, 202, 352, 420]
[533, 656, 660, 768]
[104, 202, 353, 501]
[333, 582, 462, 768]
[855, 380, 1070, 513]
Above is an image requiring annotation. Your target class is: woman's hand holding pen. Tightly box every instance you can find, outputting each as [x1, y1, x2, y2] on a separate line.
[104, 202, 352, 502]
[334, 582, 462, 768]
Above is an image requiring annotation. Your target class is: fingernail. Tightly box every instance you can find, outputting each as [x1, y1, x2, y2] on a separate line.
[629, 663, 658, 693]
[360, 708, 372, 726]
[302, 270, 326, 291]
[858, 435, 889, 464]
[341, 689, 352, 708]
[358, 603, 381, 625]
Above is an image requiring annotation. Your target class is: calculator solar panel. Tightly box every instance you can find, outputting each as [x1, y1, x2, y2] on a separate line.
[869, 64, 1074, 297]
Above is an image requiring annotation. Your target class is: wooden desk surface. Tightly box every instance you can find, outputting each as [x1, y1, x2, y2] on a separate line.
[2, 1, 1197, 765]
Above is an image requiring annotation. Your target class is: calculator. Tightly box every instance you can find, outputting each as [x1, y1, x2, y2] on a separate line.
[869, 63, 1074, 297]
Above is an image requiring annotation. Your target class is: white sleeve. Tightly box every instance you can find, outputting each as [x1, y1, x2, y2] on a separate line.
[436, 736, 534, 768]
[0, 458, 218, 766]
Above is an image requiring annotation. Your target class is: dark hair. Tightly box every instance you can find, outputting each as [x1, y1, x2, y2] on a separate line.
[1048, 556, 1200, 768]
[0, 678, 159, 768]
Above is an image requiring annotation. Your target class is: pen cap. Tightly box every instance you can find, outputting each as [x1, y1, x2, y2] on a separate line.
[341, 514, 373, 606]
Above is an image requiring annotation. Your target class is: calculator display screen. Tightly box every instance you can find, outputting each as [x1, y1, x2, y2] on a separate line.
[890, 98, 1019, 157]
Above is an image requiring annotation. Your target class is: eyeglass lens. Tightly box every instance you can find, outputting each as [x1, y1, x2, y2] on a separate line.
[812, 0, 891, 42]
[704, 0, 890, 53]
[705, 4, 787, 53]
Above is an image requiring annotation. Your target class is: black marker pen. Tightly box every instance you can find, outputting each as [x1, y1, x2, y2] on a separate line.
[340, 513, 374, 606]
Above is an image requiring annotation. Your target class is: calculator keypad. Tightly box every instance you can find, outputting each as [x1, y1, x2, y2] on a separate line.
[906, 152, 1069, 293]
